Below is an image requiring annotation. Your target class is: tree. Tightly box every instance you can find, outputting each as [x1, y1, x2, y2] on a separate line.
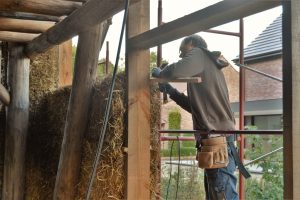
[150, 51, 168, 69]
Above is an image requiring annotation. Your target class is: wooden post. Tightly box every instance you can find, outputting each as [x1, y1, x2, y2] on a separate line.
[283, 0, 300, 198]
[105, 41, 109, 74]
[127, 0, 150, 199]
[291, 0, 300, 197]
[53, 23, 106, 199]
[2, 44, 30, 200]
[58, 40, 73, 86]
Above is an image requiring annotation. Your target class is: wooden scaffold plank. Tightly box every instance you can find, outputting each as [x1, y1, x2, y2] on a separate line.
[0, 0, 81, 16]
[127, 0, 150, 199]
[53, 20, 110, 199]
[0, 17, 55, 33]
[0, 11, 61, 22]
[24, 0, 140, 58]
[2, 44, 30, 200]
[0, 31, 39, 43]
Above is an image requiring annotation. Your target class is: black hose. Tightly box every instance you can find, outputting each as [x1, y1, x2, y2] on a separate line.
[166, 140, 175, 200]
[85, 0, 130, 199]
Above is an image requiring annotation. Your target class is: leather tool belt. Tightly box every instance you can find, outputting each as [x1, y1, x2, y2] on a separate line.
[197, 136, 228, 169]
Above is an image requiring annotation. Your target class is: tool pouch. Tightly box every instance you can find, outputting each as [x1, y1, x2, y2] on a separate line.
[197, 136, 229, 169]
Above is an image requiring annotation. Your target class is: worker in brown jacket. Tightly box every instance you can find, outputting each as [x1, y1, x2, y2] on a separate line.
[152, 34, 250, 200]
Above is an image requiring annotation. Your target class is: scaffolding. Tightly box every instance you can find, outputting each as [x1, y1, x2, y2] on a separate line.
[0, 0, 299, 199]
[154, 1, 283, 199]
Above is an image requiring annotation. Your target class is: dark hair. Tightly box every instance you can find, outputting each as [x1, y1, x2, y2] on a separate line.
[182, 34, 207, 49]
[182, 34, 228, 69]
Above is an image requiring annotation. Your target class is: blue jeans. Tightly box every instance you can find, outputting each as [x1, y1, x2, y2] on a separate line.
[204, 145, 238, 200]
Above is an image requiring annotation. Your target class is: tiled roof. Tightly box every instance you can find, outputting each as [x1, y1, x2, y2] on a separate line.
[235, 15, 282, 61]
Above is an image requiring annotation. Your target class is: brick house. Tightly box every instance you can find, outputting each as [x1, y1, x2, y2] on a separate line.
[232, 15, 282, 130]
[161, 15, 282, 132]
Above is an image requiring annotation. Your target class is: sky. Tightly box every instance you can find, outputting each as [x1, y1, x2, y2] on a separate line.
[73, 1, 282, 67]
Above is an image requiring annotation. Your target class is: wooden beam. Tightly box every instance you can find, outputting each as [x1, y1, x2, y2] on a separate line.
[283, 0, 300, 199]
[127, 0, 150, 199]
[64, 0, 86, 2]
[0, 0, 81, 16]
[0, 17, 55, 33]
[128, 0, 281, 50]
[53, 21, 109, 199]
[0, 11, 61, 22]
[2, 44, 30, 200]
[24, 0, 140, 58]
[150, 77, 202, 83]
[0, 31, 39, 43]
[291, 0, 300, 198]
[0, 83, 10, 106]
[58, 40, 73, 87]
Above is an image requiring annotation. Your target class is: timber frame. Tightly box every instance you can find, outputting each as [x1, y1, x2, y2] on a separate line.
[0, 0, 299, 199]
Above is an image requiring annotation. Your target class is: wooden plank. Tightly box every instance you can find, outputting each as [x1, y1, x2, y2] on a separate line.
[0, 11, 61, 22]
[0, 0, 81, 16]
[2, 44, 30, 200]
[0, 17, 55, 33]
[282, 1, 293, 199]
[53, 22, 108, 199]
[0, 31, 39, 42]
[24, 0, 140, 58]
[291, 0, 300, 198]
[0, 83, 10, 106]
[127, 0, 150, 199]
[150, 77, 201, 83]
[128, 0, 281, 50]
[58, 40, 72, 86]
[64, 0, 86, 2]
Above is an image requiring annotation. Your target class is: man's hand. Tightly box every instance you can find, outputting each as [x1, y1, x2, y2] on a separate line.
[158, 82, 176, 95]
[151, 67, 161, 78]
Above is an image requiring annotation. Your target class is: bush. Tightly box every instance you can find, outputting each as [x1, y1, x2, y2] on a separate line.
[245, 129, 283, 199]
[161, 147, 196, 157]
[160, 163, 205, 200]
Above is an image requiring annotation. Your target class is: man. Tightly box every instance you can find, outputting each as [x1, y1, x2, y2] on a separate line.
[152, 34, 250, 200]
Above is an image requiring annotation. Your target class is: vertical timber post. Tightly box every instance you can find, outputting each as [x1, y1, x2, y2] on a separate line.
[283, 0, 300, 198]
[2, 44, 29, 200]
[127, 0, 150, 199]
[58, 40, 73, 87]
[105, 41, 109, 74]
[53, 24, 104, 199]
[238, 18, 245, 199]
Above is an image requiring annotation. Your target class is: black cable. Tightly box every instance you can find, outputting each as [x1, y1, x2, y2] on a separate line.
[166, 140, 175, 200]
[85, 0, 130, 199]
[175, 136, 180, 200]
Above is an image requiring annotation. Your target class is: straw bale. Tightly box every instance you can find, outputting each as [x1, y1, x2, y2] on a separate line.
[0, 45, 62, 199]
[29, 46, 60, 109]
[23, 72, 160, 199]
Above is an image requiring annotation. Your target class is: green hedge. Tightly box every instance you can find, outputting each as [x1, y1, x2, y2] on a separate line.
[161, 147, 196, 157]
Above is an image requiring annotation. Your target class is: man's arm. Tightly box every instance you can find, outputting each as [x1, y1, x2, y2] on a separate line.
[169, 89, 191, 113]
[159, 48, 205, 78]
[158, 82, 191, 113]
